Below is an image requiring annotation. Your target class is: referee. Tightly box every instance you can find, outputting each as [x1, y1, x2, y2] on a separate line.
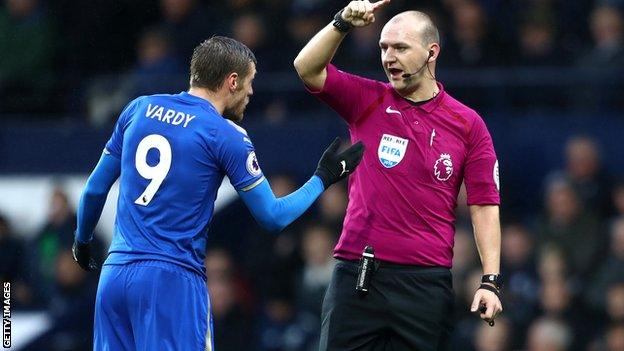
[294, 1, 503, 350]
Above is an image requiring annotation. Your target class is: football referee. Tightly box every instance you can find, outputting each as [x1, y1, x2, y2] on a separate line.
[294, 1, 503, 350]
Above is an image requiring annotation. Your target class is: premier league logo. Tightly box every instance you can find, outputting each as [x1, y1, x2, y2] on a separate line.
[246, 151, 261, 177]
[434, 153, 453, 181]
[378, 134, 409, 168]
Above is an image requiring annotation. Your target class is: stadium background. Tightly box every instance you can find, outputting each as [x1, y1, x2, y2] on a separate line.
[0, 0, 623, 350]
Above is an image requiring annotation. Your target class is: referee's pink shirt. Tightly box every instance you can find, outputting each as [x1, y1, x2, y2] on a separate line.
[307, 64, 500, 267]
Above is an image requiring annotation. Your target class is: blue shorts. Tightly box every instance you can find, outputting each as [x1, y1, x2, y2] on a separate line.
[94, 260, 213, 351]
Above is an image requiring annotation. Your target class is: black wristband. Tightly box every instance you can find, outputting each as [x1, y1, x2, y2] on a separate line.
[332, 9, 353, 33]
[478, 283, 501, 298]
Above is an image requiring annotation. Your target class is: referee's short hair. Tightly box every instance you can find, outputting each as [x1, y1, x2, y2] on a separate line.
[190, 36, 257, 91]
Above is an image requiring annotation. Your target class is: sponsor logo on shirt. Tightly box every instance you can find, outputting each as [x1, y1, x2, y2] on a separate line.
[246, 151, 261, 177]
[493, 160, 500, 192]
[378, 134, 408, 168]
[434, 153, 453, 181]
[385, 106, 402, 116]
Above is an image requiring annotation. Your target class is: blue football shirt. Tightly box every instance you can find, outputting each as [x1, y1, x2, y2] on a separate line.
[103, 92, 264, 276]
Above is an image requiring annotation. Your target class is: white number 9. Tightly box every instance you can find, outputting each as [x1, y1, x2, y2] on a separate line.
[134, 134, 172, 206]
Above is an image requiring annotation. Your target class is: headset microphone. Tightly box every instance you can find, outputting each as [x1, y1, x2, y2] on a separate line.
[401, 50, 434, 79]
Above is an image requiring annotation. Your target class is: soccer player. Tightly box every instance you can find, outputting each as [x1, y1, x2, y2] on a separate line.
[294, 1, 503, 350]
[72, 36, 364, 351]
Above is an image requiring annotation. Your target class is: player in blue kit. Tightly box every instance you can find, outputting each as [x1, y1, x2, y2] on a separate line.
[71, 36, 364, 351]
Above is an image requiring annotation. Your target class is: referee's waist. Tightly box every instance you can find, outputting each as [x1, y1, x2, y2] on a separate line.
[337, 257, 450, 273]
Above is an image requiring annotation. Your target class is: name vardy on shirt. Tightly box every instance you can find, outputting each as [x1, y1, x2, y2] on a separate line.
[145, 104, 196, 128]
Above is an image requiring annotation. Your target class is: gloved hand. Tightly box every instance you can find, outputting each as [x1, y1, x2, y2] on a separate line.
[315, 137, 365, 189]
[72, 239, 100, 272]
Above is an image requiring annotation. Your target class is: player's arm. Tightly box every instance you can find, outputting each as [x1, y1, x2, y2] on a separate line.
[239, 138, 364, 232]
[469, 204, 503, 323]
[72, 153, 121, 271]
[293, 0, 390, 90]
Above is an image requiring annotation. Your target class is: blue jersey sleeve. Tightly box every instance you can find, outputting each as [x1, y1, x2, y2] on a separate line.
[216, 122, 265, 191]
[75, 153, 121, 243]
[104, 99, 139, 159]
[238, 176, 325, 232]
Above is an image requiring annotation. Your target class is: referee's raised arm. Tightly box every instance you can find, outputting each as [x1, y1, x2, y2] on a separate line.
[293, 0, 390, 90]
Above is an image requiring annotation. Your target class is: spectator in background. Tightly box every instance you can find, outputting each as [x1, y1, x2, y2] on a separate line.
[586, 218, 624, 313]
[160, 0, 220, 59]
[538, 275, 587, 347]
[526, 317, 573, 351]
[232, 13, 271, 70]
[206, 249, 254, 351]
[336, 18, 384, 71]
[256, 292, 319, 351]
[314, 181, 348, 234]
[296, 224, 336, 317]
[33, 187, 104, 299]
[88, 26, 186, 125]
[537, 245, 570, 282]
[0, 213, 34, 309]
[612, 180, 624, 218]
[564, 136, 613, 218]
[443, 0, 501, 67]
[606, 323, 624, 351]
[0, 0, 57, 113]
[500, 224, 540, 347]
[473, 316, 511, 351]
[127, 27, 185, 97]
[27, 249, 98, 351]
[576, 5, 624, 108]
[34, 187, 79, 295]
[606, 283, 624, 323]
[535, 177, 603, 278]
[241, 174, 303, 302]
[579, 5, 624, 68]
[516, 17, 560, 66]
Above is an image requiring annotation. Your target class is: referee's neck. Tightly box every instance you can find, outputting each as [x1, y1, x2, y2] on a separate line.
[402, 79, 439, 103]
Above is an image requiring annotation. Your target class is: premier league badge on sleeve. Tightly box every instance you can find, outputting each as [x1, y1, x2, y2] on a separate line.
[246, 151, 262, 177]
[378, 134, 409, 168]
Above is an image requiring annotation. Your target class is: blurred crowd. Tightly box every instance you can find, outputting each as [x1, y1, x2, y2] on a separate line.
[0, 0, 623, 119]
[2, 134, 624, 351]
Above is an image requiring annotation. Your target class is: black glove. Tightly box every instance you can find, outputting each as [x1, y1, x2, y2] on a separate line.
[72, 239, 100, 272]
[315, 138, 365, 189]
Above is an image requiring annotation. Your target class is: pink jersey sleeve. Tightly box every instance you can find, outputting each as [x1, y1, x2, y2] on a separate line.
[306, 64, 386, 125]
[464, 116, 501, 206]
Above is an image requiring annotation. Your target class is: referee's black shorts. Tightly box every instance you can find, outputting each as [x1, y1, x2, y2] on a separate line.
[319, 259, 455, 351]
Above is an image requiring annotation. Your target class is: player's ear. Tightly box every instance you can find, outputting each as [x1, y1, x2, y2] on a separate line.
[226, 72, 238, 92]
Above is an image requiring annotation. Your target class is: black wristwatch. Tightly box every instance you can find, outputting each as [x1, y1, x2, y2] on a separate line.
[332, 9, 354, 33]
[481, 274, 503, 290]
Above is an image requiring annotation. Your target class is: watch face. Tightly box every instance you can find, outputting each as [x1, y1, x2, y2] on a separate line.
[483, 274, 502, 288]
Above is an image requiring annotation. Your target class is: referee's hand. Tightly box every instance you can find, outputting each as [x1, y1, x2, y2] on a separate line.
[341, 0, 391, 27]
[471, 288, 502, 326]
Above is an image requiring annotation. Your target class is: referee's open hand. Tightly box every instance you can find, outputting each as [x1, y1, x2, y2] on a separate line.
[341, 0, 391, 27]
[471, 287, 503, 326]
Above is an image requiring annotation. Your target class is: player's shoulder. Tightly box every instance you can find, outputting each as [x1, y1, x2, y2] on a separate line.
[212, 118, 253, 148]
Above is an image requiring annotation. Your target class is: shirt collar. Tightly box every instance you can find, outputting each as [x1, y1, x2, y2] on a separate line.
[179, 91, 218, 113]
[391, 82, 446, 114]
